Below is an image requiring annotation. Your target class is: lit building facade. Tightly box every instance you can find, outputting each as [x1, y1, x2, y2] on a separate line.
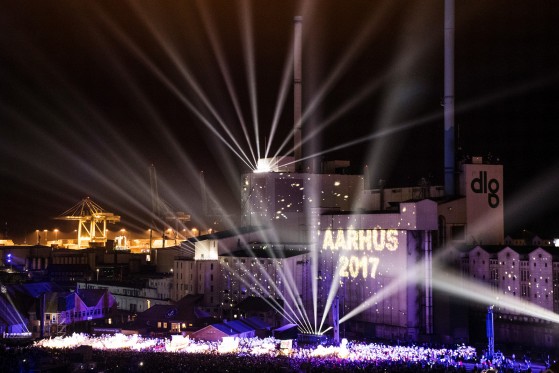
[241, 168, 364, 243]
[172, 198, 438, 340]
[452, 244, 559, 347]
[307, 200, 437, 340]
[459, 245, 556, 311]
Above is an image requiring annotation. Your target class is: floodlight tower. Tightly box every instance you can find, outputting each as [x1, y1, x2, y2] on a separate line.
[56, 197, 120, 249]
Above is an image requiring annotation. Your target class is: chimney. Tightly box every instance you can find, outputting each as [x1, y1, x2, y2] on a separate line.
[443, 0, 455, 196]
[293, 16, 303, 172]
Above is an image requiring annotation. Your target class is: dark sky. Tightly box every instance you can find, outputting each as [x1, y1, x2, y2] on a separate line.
[1, 0, 559, 241]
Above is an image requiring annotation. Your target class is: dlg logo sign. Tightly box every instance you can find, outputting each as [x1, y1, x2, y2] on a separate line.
[471, 171, 500, 208]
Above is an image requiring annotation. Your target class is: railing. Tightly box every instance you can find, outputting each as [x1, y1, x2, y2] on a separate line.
[2, 332, 32, 339]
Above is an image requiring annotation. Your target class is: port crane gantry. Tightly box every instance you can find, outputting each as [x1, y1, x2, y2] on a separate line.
[55, 197, 120, 249]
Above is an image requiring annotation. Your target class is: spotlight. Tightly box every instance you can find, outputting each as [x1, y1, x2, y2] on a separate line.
[255, 158, 272, 173]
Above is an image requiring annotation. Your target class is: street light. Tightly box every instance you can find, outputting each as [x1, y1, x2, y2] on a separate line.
[96, 268, 100, 282]
[43, 229, 48, 245]
[54, 229, 59, 244]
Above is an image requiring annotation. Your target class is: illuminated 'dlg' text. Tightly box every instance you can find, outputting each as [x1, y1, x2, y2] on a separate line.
[322, 229, 399, 279]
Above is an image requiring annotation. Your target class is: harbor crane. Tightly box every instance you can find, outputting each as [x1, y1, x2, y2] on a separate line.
[56, 197, 120, 249]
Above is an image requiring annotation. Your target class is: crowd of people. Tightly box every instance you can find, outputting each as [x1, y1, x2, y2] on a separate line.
[0, 333, 543, 372]
[32, 333, 477, 361]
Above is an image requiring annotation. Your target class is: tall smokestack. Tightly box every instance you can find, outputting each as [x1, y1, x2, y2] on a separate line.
[443, 0, 455, 196]
[294, 16, 303, 172]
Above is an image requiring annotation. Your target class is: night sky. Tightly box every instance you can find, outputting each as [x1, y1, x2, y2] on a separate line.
[1, 1, 558, 242]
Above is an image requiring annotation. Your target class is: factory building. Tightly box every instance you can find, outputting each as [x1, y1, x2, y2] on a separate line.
[166, 152, 556, 346]
[171, 159, 441, 340]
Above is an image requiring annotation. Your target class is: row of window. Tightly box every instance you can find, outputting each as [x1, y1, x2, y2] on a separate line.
[476, 272, 554, 284]
[46, 308, 107, 322]
[155, 322, 194, 329]
[474, 260, 549, 268]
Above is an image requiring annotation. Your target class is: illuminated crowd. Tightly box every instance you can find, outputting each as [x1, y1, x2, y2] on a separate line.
[33, 332, 477, 360]
[4, 333, 483, 372]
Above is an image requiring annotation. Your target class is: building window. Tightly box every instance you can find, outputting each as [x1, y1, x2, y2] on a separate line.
[521, 284, 530, 298]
